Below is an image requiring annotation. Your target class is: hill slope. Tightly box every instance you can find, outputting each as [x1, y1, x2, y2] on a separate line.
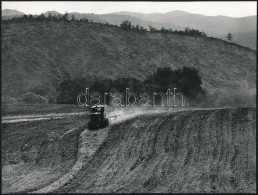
[2, 21, 256, 100]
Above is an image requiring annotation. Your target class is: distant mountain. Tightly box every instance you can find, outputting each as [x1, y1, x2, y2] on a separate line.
[2, 9, 25, 16]
[112, 10, 194, 24]
[112, 11, 257, 49]
[68, 12, 107, 23]
[61, 12, 182, 30]
[96, 14, 182, 30]
[42, 11, 62, 16]
[113, 10, 256, 35]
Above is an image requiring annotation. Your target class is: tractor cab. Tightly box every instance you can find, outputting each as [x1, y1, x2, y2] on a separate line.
[88, 105, 109, 130]
[90, 106, 105, 117]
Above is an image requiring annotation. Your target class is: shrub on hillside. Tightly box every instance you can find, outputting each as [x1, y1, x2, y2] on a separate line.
[144, 66, 207, 105]
[56, 66, 206, 106]
[120, 20, 132, 30]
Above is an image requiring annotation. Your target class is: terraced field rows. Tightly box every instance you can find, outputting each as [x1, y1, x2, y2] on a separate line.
[2, 108, 256, 193]
[55, 108, 256, 193]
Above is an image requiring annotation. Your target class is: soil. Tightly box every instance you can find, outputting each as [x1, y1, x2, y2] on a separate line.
[2, 107, 256, 193]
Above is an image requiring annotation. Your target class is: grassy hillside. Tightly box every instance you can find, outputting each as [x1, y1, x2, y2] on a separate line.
[2, 20, 256, 102]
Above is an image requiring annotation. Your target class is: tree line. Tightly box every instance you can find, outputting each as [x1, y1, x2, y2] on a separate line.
[5, 14, 239, 41]
[4, 14, 207, 37]
[120, 20, 207, 37]
[56, 66, 207, 106]
[3, 13, 90, 23]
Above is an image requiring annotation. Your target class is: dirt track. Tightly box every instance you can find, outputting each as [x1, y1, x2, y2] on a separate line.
[2, 112, 87, 124]
[2, 107, 256, 193]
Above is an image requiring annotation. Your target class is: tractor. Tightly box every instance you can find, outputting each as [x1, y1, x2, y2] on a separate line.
[87, 105, 120, 130]
[88, 105, 109, 130]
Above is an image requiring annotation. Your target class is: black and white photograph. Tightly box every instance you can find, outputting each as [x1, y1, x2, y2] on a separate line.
[1, 1, 257, 193]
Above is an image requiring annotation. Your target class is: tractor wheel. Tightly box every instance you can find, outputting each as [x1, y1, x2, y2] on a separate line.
[102, 118, 109, 128]
[88, 122, 95, 130]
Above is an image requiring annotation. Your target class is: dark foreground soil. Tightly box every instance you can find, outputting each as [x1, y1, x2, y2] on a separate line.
[2, 115, 88, 193]
[2, 107, 256, 193]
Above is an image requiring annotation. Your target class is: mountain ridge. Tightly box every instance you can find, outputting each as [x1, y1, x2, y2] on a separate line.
[2, 9, 25, 16]
[42, 11, 62, 16]
[111, 11, 256, 49]
[2, 9, 256, 49]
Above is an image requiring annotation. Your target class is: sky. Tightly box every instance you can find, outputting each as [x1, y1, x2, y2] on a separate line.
[2, 1, 257, 17]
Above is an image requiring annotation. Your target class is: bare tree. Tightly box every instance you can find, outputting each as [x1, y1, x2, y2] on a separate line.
[226, 33, 233, 42]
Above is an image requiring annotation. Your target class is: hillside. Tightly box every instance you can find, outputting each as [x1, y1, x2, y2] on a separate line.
[2, 20, 256, 102]
[2, 108, 256, 193]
